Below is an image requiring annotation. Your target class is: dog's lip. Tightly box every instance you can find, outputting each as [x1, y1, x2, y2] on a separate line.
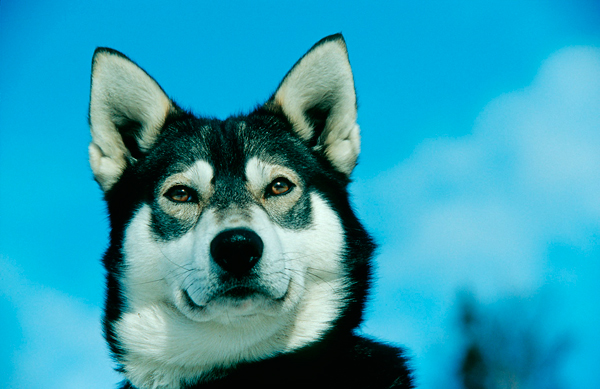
[181, 289, 205, 310]
[180, 285, 280, 311]
[216, 284, 289, 302]
[221, 285, 259, 298]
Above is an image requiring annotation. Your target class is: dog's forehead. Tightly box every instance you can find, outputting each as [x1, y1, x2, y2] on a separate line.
[154, 114, 303, 177]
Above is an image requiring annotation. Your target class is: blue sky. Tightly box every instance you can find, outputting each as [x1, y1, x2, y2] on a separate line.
[1, 1, 600, 388]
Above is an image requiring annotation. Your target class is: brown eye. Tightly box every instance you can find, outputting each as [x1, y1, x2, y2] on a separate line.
[268, 178, 294, 196]
[165, 186, 196, 203]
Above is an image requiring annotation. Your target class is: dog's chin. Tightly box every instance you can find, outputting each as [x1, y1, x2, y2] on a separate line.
[174, 286, 288, 324]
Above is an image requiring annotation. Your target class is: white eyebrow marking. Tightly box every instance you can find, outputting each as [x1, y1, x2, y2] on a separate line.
[245, 156, 272, 193]
[182, 160, 214, 193]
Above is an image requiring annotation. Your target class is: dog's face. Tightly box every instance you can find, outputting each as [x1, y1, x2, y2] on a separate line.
[89, 35, 374, 388]
[121, 115, 347, 328]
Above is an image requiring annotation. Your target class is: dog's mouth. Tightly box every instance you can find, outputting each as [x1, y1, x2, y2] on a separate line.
[177, 283, 288, 321]
[181, 289, 205, 311]
[221, 286, 260, 298]
[181, 286, 264, 309]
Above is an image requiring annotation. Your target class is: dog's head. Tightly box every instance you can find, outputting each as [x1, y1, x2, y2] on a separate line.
[89, 34, 374, 387]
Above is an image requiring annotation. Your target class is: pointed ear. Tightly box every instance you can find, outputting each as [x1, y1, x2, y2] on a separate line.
[88, 48, 176, 191]
[265, 34, 360, 176]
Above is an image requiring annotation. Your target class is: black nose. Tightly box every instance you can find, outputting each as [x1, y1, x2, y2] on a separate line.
[210, 228, 264, 275]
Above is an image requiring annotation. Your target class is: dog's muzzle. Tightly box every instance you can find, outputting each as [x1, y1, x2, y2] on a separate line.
[210, 228, 264, 276]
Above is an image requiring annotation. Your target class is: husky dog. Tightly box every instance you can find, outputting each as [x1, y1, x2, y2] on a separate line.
[89, 34, 412, 388]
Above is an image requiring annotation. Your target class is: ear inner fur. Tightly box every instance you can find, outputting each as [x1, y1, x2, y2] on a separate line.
[265, 34, 361, 176]
[88, 48, 175, 191]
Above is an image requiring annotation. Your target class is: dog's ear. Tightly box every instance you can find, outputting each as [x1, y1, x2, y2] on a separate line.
[88, 48, 176, 191]
[265, 34, 360, 176]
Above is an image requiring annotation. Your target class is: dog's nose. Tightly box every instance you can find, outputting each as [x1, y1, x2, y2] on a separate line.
[210, 228, 264, 275]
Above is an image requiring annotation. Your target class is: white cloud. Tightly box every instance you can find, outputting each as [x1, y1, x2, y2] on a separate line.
[357, 46, 600, 388]
[0, 257, 120, 389]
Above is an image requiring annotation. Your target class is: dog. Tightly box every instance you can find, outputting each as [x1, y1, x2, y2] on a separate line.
[88, 34, 413, 389]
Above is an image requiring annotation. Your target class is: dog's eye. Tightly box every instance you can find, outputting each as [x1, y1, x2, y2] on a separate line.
[165, 186, 196, 203]
[267, 178, 294, 196]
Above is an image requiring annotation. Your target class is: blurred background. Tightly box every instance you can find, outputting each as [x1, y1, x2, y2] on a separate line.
[1, 1, 600, 388]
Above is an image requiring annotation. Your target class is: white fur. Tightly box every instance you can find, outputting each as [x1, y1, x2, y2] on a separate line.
[269, 37, 360, 175]
[118, 165, 348, 389]
[89, 50, 174, 191]
[179, 160, 214, 194]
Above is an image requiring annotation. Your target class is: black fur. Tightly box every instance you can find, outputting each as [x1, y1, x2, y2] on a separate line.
[120, 335, 411, 389]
